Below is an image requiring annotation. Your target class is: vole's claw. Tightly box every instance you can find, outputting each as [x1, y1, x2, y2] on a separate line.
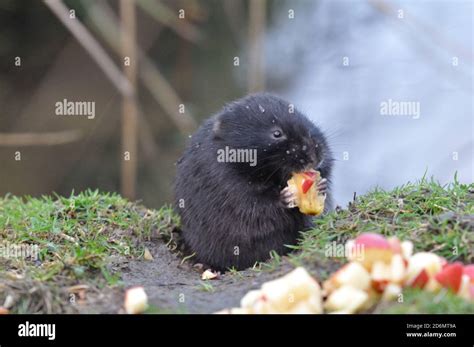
[280, 187, 297, 209]
[317, 178, 328, 196]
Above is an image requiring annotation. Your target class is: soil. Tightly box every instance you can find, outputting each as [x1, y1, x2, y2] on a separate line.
[72, 237, 334, 314]
[118, 241, 296, 313]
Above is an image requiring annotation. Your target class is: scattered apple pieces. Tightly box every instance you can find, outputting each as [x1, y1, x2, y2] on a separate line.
[324, 286, 370, 314]
[405, 252, 444, 289]
[218, 233, 473, 314]
[218, 267, 323, 314]
[323, 262, 371, 293]
[124, 286, 148, 314]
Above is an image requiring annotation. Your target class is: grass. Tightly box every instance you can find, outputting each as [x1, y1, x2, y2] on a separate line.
[374, 288, 474, 314]
[0, 177, 473, 313]
[292, 177, 474, 267]
[198, 281, 215, 293]
[0, 190, 179, 313]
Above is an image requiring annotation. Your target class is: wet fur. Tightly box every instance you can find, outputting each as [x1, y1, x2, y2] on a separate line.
[174, 93, 334, 270]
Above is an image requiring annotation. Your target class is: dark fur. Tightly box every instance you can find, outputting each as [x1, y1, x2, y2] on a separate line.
[174, 93, 334, 270]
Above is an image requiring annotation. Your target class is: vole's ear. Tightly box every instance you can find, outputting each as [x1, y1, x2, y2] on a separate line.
[212, 104, 236, 139]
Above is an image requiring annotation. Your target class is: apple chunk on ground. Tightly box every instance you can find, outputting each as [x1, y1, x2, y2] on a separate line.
[240, 267, 323, 314]
[434, 262, 463, 293]
[457, 265, 474, 300]
[124, 287, 148, 314]
[323, 262, 371, 293]
[324, 286, 371, 314]
[405, 252, 444, 289]
[347, 233, 394, 270]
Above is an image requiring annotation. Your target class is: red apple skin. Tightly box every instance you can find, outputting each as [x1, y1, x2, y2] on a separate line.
[387, 237, 402, 254]
[372, 279, 389, 293]
[434, 262, 463, 292]
[355, 233, 391, 249]
[463, 265, 474, 282]
[301, 178, 315, 194]
[409, 269, 429, 289]
[353, 233, 393, 269]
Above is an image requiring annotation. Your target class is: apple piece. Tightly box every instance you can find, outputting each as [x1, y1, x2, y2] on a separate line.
[440, 257, 448, 268]
[371, 255, 406, 292]
[240, 291, 273, 314]
[371, 261, 392, 292]
[323, 262, 371, 293]
[463, 265, 474, 282]
[240, 290, 262, 308]
[241, 267, 323, 314]
[457, 275, 472, 300]
[143, 247, 154, 261]
[382, 284, 402, 301]
[201, 269, 219, 280]
[370, 255, 405, 292]
[303, 171, 317, 179]
[124, 286, 148, 314]
[390, 254, 406, 284]
[324, 286, 370, 314]
[405, 252, 443, 287]
[302, 178, 315, 194]
[286, 171, 325, 216]
[355, 233, 391, 250]
[387, 237, 402, 254]
[434, 262, 463, 293]
[260, 267, 322, 313]
[400, 241, 414, 260]
[424, 278, 442, 292]
[458, 265, 474, 301]
[348, 233, 393, 270]
[408, 269, 429, 289]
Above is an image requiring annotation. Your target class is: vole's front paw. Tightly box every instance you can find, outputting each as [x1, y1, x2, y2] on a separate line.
[280, 186, 298, 209]
[317, 178, 328, 197]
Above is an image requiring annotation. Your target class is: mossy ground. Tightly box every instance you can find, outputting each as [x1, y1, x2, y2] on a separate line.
[0, 177, 473, 313]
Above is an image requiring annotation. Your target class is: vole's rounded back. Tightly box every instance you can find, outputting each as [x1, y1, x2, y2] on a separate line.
[174, 93, 333, 270]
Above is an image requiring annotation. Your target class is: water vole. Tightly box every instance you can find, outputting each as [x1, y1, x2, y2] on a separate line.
[174, 93, 334, 270]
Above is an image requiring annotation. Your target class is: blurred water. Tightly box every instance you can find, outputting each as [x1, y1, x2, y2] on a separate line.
[264, 0, 473, 206]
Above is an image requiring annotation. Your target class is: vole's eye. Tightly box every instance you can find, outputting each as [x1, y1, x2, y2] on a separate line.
[272, 130, 283, 139]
